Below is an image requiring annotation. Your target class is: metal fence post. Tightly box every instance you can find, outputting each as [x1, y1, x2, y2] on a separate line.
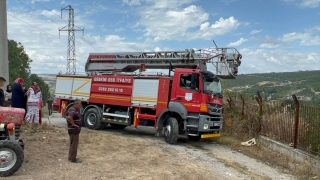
[292, 94, 300, 148]
[227, 94, 232, 110]
[240, 95, 245, 117]
[255, 92, 263, 133]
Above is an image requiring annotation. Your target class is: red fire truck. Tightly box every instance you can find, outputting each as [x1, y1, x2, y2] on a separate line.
[53, 47, 242, 144]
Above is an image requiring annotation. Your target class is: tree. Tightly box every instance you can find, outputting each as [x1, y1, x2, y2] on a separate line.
[8, 40, 32, 83]
[8, 39, 50, 102]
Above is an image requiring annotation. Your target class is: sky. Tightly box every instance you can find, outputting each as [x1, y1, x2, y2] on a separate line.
[5, 0, 320, 75]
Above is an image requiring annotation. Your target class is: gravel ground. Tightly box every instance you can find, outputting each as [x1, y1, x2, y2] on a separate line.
[6, 113, 296, 180]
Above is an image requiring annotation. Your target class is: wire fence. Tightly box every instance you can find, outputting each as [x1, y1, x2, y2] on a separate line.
[223, 92, 320, 155]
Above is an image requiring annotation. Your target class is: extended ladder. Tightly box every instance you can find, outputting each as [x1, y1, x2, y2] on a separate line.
[85, 47, 242, 79]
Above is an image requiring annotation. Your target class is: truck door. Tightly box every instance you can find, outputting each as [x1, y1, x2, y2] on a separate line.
[172, 72, 201, 112]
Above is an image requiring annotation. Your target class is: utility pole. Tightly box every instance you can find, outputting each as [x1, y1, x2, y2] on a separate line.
[59, 5, 84, 75]
[0, 0, 9, 85]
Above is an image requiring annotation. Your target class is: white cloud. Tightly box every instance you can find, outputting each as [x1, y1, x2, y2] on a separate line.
[238, 48, 319, 74]
[146, 0, 196, 9]
[31, 0, 50, 4]
[7, 9, 156, 74]
[122, 0, 141, 6]
[282, 32, 309, 42]
[281, 32, 320, 46]
[132, 0, 241, 41]
[250, 29, 262, 35]
[260, 43, 280, 48]
[282, 0, 320, 8]
[254, 26, 320, 49]
[300, 0, 320, 8]
[227, 38, 248, 47]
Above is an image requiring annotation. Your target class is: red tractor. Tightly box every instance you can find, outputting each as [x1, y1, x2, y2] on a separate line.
[0, 107, 25, 177]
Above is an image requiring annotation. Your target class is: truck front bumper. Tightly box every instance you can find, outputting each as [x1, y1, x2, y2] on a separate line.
[201, 133, 221, 138]
[198, 114, 223, 132]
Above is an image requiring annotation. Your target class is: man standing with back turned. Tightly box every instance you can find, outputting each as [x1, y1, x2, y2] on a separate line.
[47, 98, 53, 116]
[66, 99, 82, 163]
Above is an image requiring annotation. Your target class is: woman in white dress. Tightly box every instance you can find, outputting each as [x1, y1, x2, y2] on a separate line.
[25, 82, 42, 124]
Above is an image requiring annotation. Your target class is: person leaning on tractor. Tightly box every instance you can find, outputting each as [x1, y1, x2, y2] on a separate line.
[66, 99, 82, 163]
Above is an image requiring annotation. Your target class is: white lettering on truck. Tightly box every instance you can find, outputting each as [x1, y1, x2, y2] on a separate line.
[98, 87, 123, 92]
[94, 77, 131, 83]
[116, 77, 131, 83]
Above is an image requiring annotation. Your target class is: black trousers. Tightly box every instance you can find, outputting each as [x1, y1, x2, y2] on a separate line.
[48, 108, 52, 115]
[68, 133, 79, 161]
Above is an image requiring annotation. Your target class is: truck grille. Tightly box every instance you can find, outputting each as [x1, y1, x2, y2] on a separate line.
[207, 103, 222, 115]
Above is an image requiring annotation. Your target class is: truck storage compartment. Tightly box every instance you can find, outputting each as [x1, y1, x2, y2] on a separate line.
[132, 78, 159, 107]
[90, 75, 133, 107]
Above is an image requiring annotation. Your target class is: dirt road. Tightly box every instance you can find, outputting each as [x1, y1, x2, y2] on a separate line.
[7, 114, 296, 180]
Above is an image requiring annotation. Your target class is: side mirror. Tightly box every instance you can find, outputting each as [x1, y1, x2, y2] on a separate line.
[190, 73, 198, 90]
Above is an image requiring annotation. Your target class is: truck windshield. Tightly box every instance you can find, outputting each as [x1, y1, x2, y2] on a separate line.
[204, 81, 221, 94]
[201, 72, 222, 95]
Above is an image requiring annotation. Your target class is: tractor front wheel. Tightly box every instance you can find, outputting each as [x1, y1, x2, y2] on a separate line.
[0, 141, 24, 177]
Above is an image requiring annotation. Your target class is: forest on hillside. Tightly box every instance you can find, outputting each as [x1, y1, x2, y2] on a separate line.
[222, 70, 320, 107]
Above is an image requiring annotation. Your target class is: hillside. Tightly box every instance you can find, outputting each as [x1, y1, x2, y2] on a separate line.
[222, 70, 320, 106]
[38, 70, 320, 107]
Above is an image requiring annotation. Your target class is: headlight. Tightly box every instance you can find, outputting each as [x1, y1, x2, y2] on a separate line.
[203, 124, 209, 129]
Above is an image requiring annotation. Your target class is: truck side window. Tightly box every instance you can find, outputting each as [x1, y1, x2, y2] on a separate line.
[180, 74, 199, 90]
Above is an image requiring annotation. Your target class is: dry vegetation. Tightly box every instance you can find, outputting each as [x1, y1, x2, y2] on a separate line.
[215, 136, 320, 180]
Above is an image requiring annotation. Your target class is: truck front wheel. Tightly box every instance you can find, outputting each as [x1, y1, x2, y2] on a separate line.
[84, 108, 102, 130]
[164, 117, 179, 144]
[0, 141, 24, 177]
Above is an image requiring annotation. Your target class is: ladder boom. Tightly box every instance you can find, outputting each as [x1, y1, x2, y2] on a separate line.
[85, 48, 242, 79]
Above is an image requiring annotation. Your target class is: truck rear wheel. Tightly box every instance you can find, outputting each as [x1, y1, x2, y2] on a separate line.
[0, 141, 24, 177]
[164, 117, 179, 144]
[84, 108, 102, 130]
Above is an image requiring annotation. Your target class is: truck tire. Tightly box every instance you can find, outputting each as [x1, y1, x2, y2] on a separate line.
[0, 141, 24, 177]
[188, 135, 201, 141]
[84, 108, 102, 130]
[164, 117, 179, 144]
[110, 124, 127, 129]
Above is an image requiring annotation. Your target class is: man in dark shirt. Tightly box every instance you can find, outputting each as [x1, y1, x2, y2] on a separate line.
[47, 98, 53, 116]
[0, 77, 6, 106]
[66, 99, 82, 163]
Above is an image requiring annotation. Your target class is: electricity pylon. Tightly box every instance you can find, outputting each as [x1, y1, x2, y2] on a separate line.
[59, 5, 84, 75]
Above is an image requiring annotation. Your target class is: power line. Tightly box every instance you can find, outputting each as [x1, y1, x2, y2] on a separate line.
[81, 36, 99, 52]
[33, 0, 68, 23]
[7, 12, 67, 44]
[31, 1, 99, 53]
[16, 0, 62, 27]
